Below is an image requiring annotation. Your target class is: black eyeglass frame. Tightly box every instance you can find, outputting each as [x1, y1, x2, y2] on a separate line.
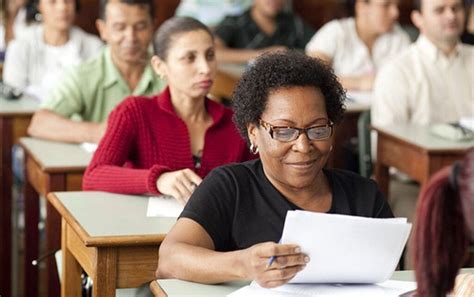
[258, 118, 334, 142]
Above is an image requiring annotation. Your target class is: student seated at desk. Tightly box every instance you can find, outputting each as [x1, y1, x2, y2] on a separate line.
[3, 0, 103, 101]
[305, 0, 410, 91]
[413, 148, 474, 297]
[83, 17, 254, 204]
[371, 0, 474, 126]
[27, 0, 165, 143]
[156, 51, 393, 287]
[213, 0, 314, 63]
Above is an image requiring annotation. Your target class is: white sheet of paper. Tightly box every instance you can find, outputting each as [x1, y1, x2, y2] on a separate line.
[80, 142, 98, 153]
[281, 211, 412, 283]
[228, 280, 416, 297]
[460, 117, 474, 132]
[146, 196, 183, 218]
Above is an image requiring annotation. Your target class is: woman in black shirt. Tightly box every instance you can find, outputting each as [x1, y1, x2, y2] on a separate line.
[156, 51, 393, 288]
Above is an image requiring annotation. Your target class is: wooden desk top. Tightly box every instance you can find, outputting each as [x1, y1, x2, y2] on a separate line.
[0, 96, 39, 116]
[153, 269, 474, 296]
[218, 63, 246, 78]
[47, 191, 176, 247]
[19, 137, 92, 172]
[373, 124, 474, 152]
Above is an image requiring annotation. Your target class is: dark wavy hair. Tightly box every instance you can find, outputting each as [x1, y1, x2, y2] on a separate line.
[413, 148, 474, 297]
[232, 50, 346, 144]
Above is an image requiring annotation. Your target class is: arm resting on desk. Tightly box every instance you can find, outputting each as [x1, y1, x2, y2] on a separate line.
[28, 109, 105, 143]
[157, 218, 306, 288]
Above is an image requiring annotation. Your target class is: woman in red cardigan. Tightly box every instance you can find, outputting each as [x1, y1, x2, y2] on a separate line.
[82, 17, 255, 204]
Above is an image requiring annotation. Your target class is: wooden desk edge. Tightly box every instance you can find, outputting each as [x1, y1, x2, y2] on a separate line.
[47, 192, 167, 247]
[47, 192, 92, 244]
[372, 126, 474, 154]
[150, 280, 166, 297]
[19, 139, 88, 173]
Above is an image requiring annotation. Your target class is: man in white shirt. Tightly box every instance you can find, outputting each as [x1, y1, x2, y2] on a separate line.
[372, 0, 474, 127]
[306, 0, 410, 91]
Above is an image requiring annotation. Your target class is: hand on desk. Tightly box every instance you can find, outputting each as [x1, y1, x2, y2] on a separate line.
[90, 122, 107, 143]
[156, 169, 202, 205]
[240, 242, 308, 288]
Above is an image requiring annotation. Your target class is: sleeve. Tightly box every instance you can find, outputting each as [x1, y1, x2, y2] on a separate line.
[3, 39, 29, 89]
[305, 20, 340, 57]
[179, 167, 237, 251]
[40, 66, 85, 118]
[82, 35, 104, 60]
[371, 60, 410, 127]
[214, 16, 238, 46]
[82, 99, 171, 194]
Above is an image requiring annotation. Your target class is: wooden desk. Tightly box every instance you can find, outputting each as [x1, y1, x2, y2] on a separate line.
[150, 269, 474, 296]
[0, 96, 38, 297]
[209, 63, 245, 101]
[19, 138, 93, 297]
[47, 191, 176, 297]
[373, 124, 474, 199]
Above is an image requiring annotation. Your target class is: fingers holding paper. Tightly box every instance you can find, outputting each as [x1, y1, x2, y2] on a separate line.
[243, 241, 309, 288]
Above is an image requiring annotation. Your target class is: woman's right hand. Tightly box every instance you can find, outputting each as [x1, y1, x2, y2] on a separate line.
[240, 241, 309, 288]
[156, 169, 202, 205]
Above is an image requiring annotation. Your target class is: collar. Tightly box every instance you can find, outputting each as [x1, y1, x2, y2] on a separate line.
[157, 87, 225, 125]
[416, 34, 462, 62]
[103, 47, 155, 94]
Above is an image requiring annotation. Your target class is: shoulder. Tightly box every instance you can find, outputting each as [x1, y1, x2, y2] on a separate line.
[387, 24, 411, 44]
[320, 18, 351, 36]
[70, 27, 103, 48]
[67, 48, 107, 77]
[217, 10, 250, 28]
[113, 95, 157, 115]
[208, 159, 262, 182]
[378, 45, 415, 78]
[326, 169, 378, 192]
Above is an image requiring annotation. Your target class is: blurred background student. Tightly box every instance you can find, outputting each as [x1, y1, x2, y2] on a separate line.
[83, 17, 254, 204]
[3, 0, 103, 101]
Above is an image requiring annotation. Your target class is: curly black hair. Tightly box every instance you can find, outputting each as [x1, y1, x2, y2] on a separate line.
[232, 50, 346, 144]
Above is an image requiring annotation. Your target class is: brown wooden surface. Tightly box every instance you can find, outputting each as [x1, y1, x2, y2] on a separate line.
[150, 281, 167, 297]
[0, 113, 32, 297]
[48, 192, 164, 296]
[61, 219, 82, 297]
[22, 151, 85, 297]
[374, 129, 470, 199]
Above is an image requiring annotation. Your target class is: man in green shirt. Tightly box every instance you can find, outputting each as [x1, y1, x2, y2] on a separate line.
[28, 0, 165, 143]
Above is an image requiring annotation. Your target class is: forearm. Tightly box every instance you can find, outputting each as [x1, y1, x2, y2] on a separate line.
[28, 109, 101, 143]
[157, 242, 247, 283]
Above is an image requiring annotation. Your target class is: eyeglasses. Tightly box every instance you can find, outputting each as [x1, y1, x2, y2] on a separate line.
[259, 119, 334, 142]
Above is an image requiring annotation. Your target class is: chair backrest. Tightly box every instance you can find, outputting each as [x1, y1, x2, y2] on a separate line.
[357, 110, 372, 178]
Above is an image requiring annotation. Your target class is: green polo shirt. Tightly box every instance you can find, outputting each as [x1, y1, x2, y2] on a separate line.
[41, 46, 166, 122]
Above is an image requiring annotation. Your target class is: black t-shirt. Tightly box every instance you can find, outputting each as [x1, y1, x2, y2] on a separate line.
[180, 159, 393, 252]
[214, 10, 315, 50]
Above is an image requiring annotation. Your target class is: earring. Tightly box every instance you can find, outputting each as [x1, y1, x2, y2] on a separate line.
[250, 143, 259, 155]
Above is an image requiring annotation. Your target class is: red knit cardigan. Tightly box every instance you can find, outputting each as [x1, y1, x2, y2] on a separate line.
[82, 87, 254, 194]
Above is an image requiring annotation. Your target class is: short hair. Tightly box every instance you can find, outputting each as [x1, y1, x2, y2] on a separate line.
[232, 50, 346, 145]
[99, 0, 154, 20]
[413, 148, 474, 297]
[153, 17, 213, 60]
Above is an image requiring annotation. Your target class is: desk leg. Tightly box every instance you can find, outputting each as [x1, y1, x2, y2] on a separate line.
[24, 179, 39, 297]
[61, 219, 82, 297]
[46, 176, 64, 297]
[0, 117, 12, 297]
[93, 248, 118, 297]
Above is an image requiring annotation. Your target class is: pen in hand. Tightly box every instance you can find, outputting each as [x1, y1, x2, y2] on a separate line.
[266, 239, 281, 268]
